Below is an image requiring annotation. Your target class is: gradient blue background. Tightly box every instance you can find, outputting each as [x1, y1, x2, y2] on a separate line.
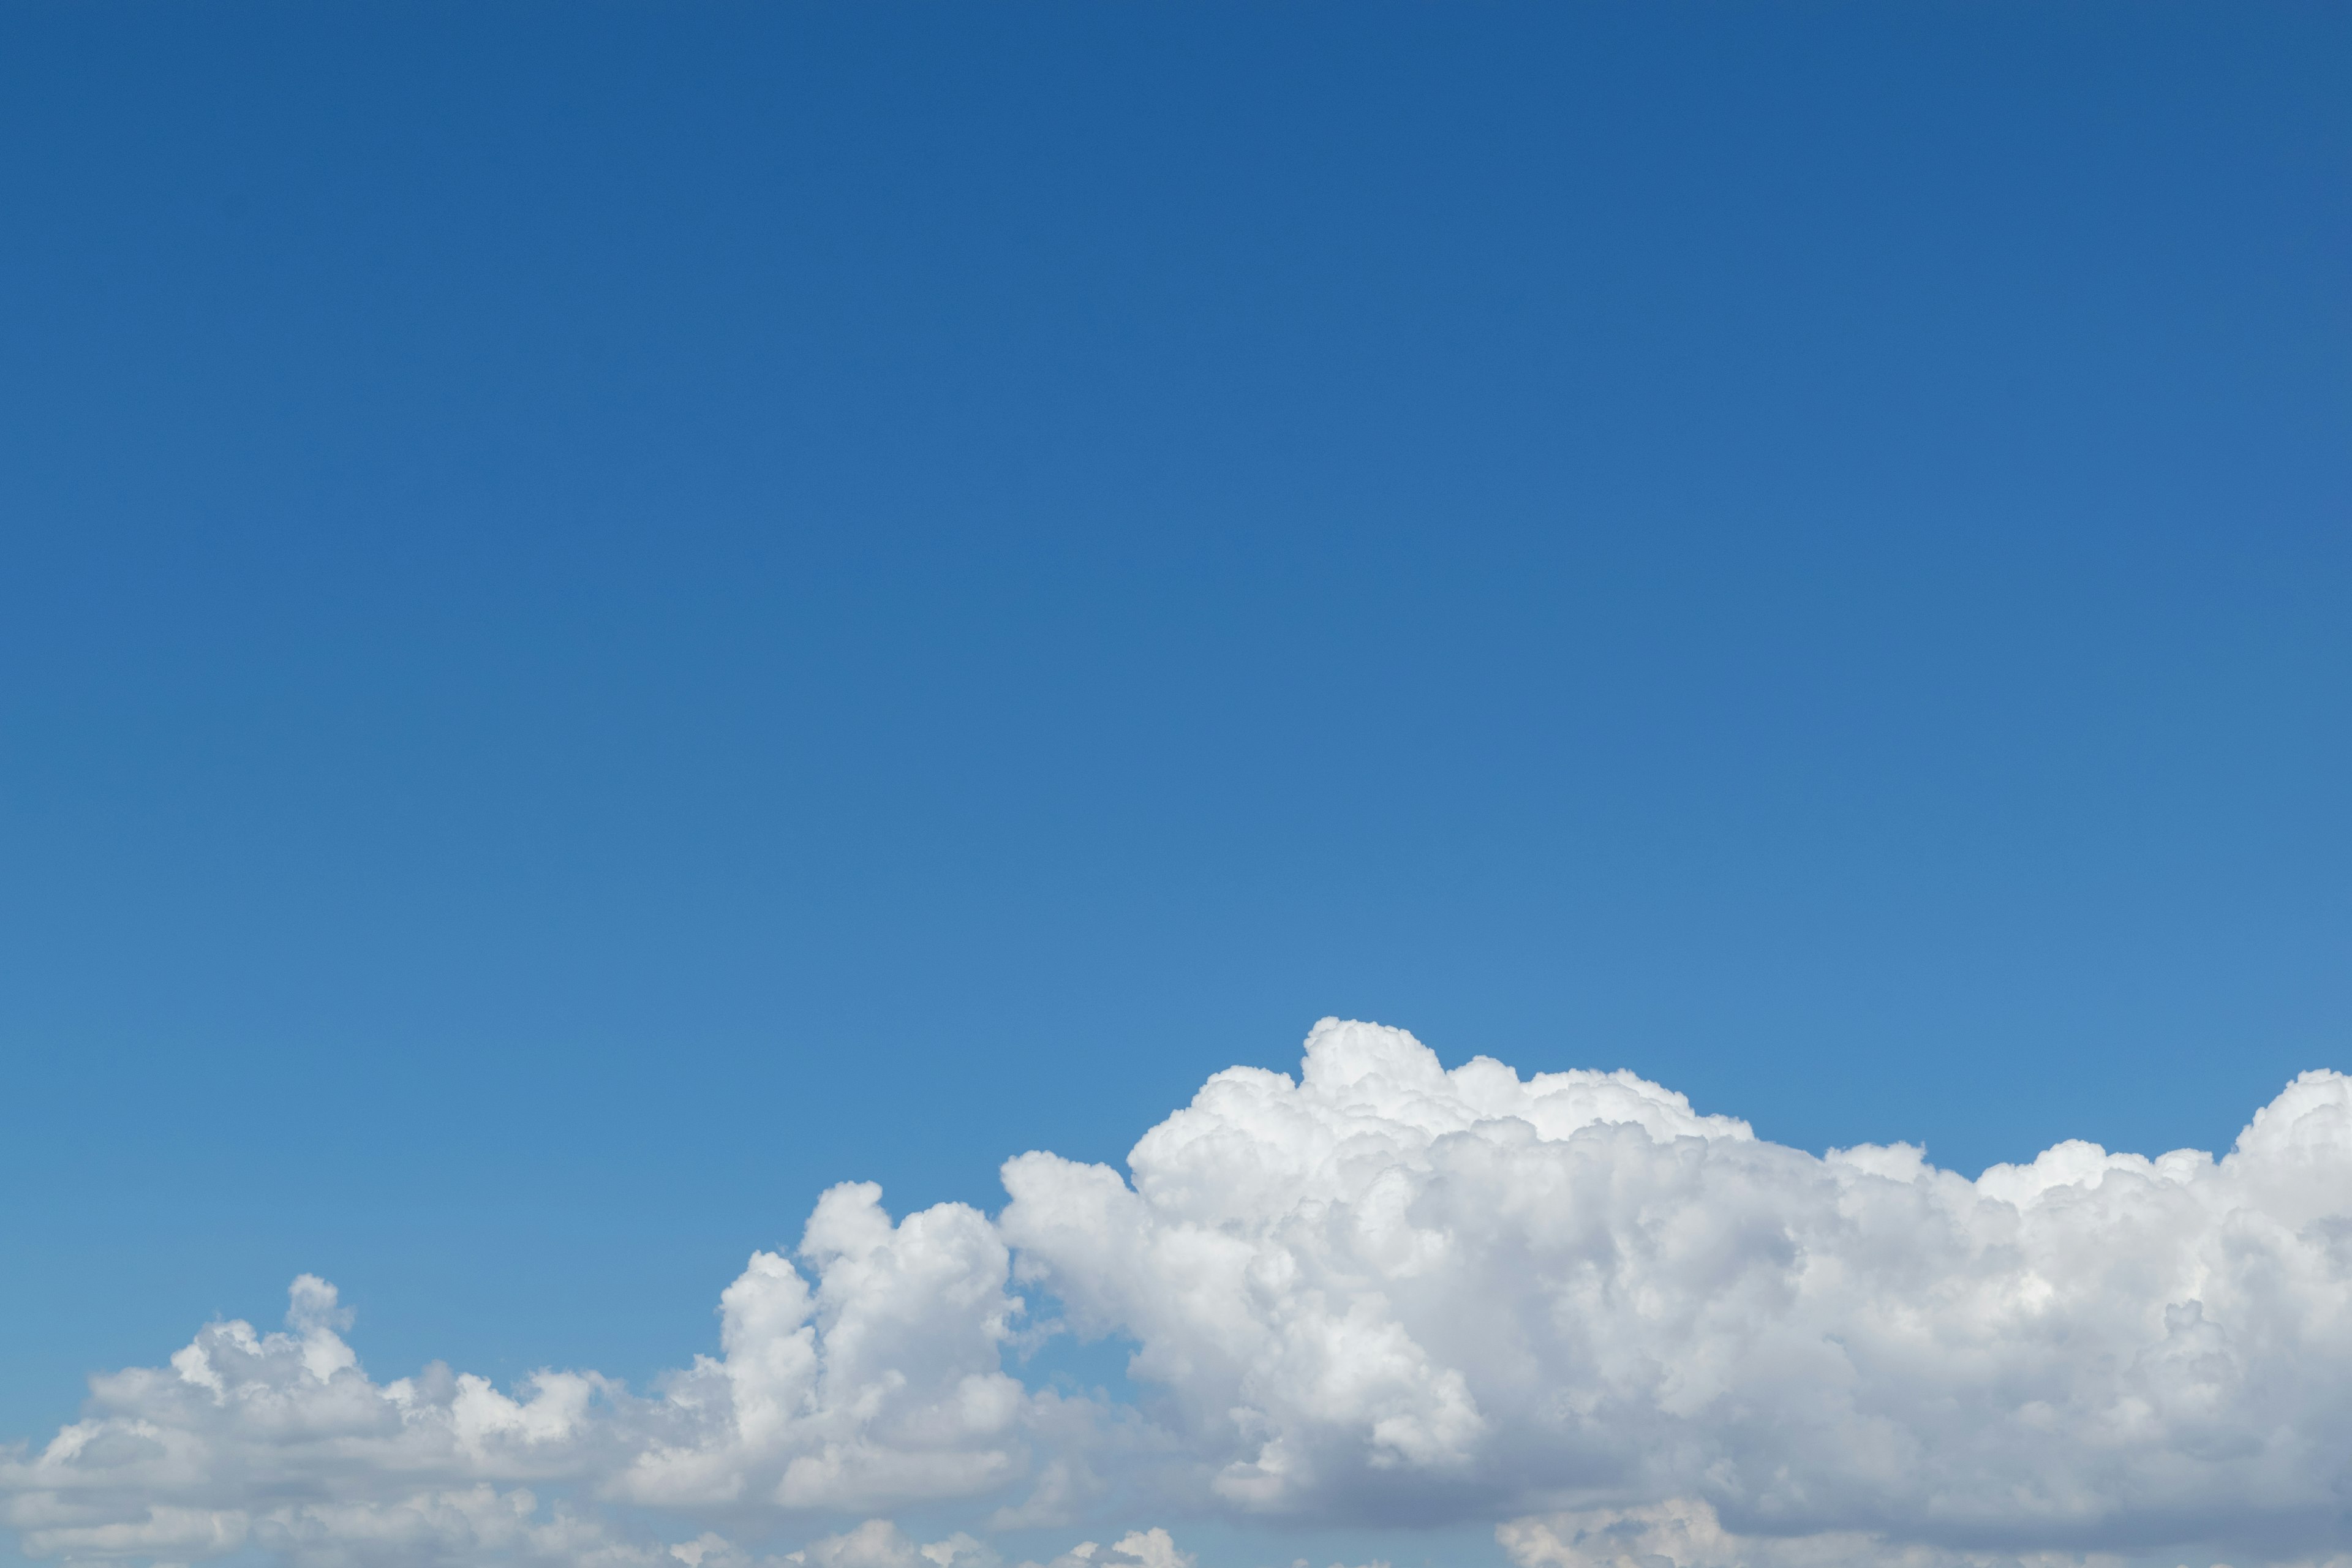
[1, 6, 2346, 1554]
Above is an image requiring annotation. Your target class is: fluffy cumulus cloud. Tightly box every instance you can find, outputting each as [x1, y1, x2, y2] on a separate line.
[8, 1020, 2352, 1567]
[0, 1189, 1090, 1566]
[1004, 1022, 2352, 1561]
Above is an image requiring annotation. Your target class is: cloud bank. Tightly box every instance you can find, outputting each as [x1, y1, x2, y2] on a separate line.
[8, 1020, 2352, 1567]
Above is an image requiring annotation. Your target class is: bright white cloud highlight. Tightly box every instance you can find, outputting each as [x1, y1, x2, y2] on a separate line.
[8, 1020, 2351, 1567]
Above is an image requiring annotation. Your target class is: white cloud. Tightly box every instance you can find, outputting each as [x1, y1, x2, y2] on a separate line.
[782, 1518, 998, 1568]
[610, 1182, 1053, 1515]
[1495, 1496, 2131, 1568]
[9, 1019, 2352, 1566]
[1, 1188, 1079, 1562]
[1001, 1020, 2352, 1561]
[769, 1520, 1196, 1568]
[1013, 1528, 1194, 1568]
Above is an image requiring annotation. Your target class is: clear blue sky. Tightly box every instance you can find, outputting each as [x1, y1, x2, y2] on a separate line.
[1, 4, 2345, 1555]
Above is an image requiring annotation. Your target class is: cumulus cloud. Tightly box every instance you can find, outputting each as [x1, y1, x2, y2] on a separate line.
[1002, 1021, 2352, 1559]
[1011, 1528, 1194, 1568]
[767, 1518, 1188, 1568]
[9, 1020, 2352, 1567]
[0, 1187, 1085, 1564]
[1494, 1498, 2129, 1568]
[780, 1518, 995, 1568]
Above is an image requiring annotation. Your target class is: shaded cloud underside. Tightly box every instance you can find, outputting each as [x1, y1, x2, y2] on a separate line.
[8, 1020, 2352, 1567]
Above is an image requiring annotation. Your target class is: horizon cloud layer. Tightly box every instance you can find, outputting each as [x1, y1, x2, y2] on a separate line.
[7, 1020, 2351, 1567]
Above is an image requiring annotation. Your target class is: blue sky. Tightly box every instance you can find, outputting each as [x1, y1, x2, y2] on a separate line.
[1, 7, 2347, 1567]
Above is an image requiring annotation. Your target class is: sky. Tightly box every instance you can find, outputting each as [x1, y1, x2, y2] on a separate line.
[0, 5, 2347, 1567]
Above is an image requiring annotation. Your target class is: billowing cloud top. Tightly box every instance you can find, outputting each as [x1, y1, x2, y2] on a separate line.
[8, 1020, 2351, 1567]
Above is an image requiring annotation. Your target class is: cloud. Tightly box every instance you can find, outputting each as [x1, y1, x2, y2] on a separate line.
[609, 1182, 1051, 1515]
[1013, 1529, 1193, 1568]
[0, 1187, 1084, 1563]
[8, 1020, 2352, 1566]
[761, 1518, 1188, 1568]
[1493, 1497, 2136, 1568]
[781, 1518, 996, 1568]
[1002, 1021, 2352, 1558]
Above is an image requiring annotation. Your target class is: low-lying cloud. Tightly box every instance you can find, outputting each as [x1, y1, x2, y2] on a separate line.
[8, 1020, 2351, 1567]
